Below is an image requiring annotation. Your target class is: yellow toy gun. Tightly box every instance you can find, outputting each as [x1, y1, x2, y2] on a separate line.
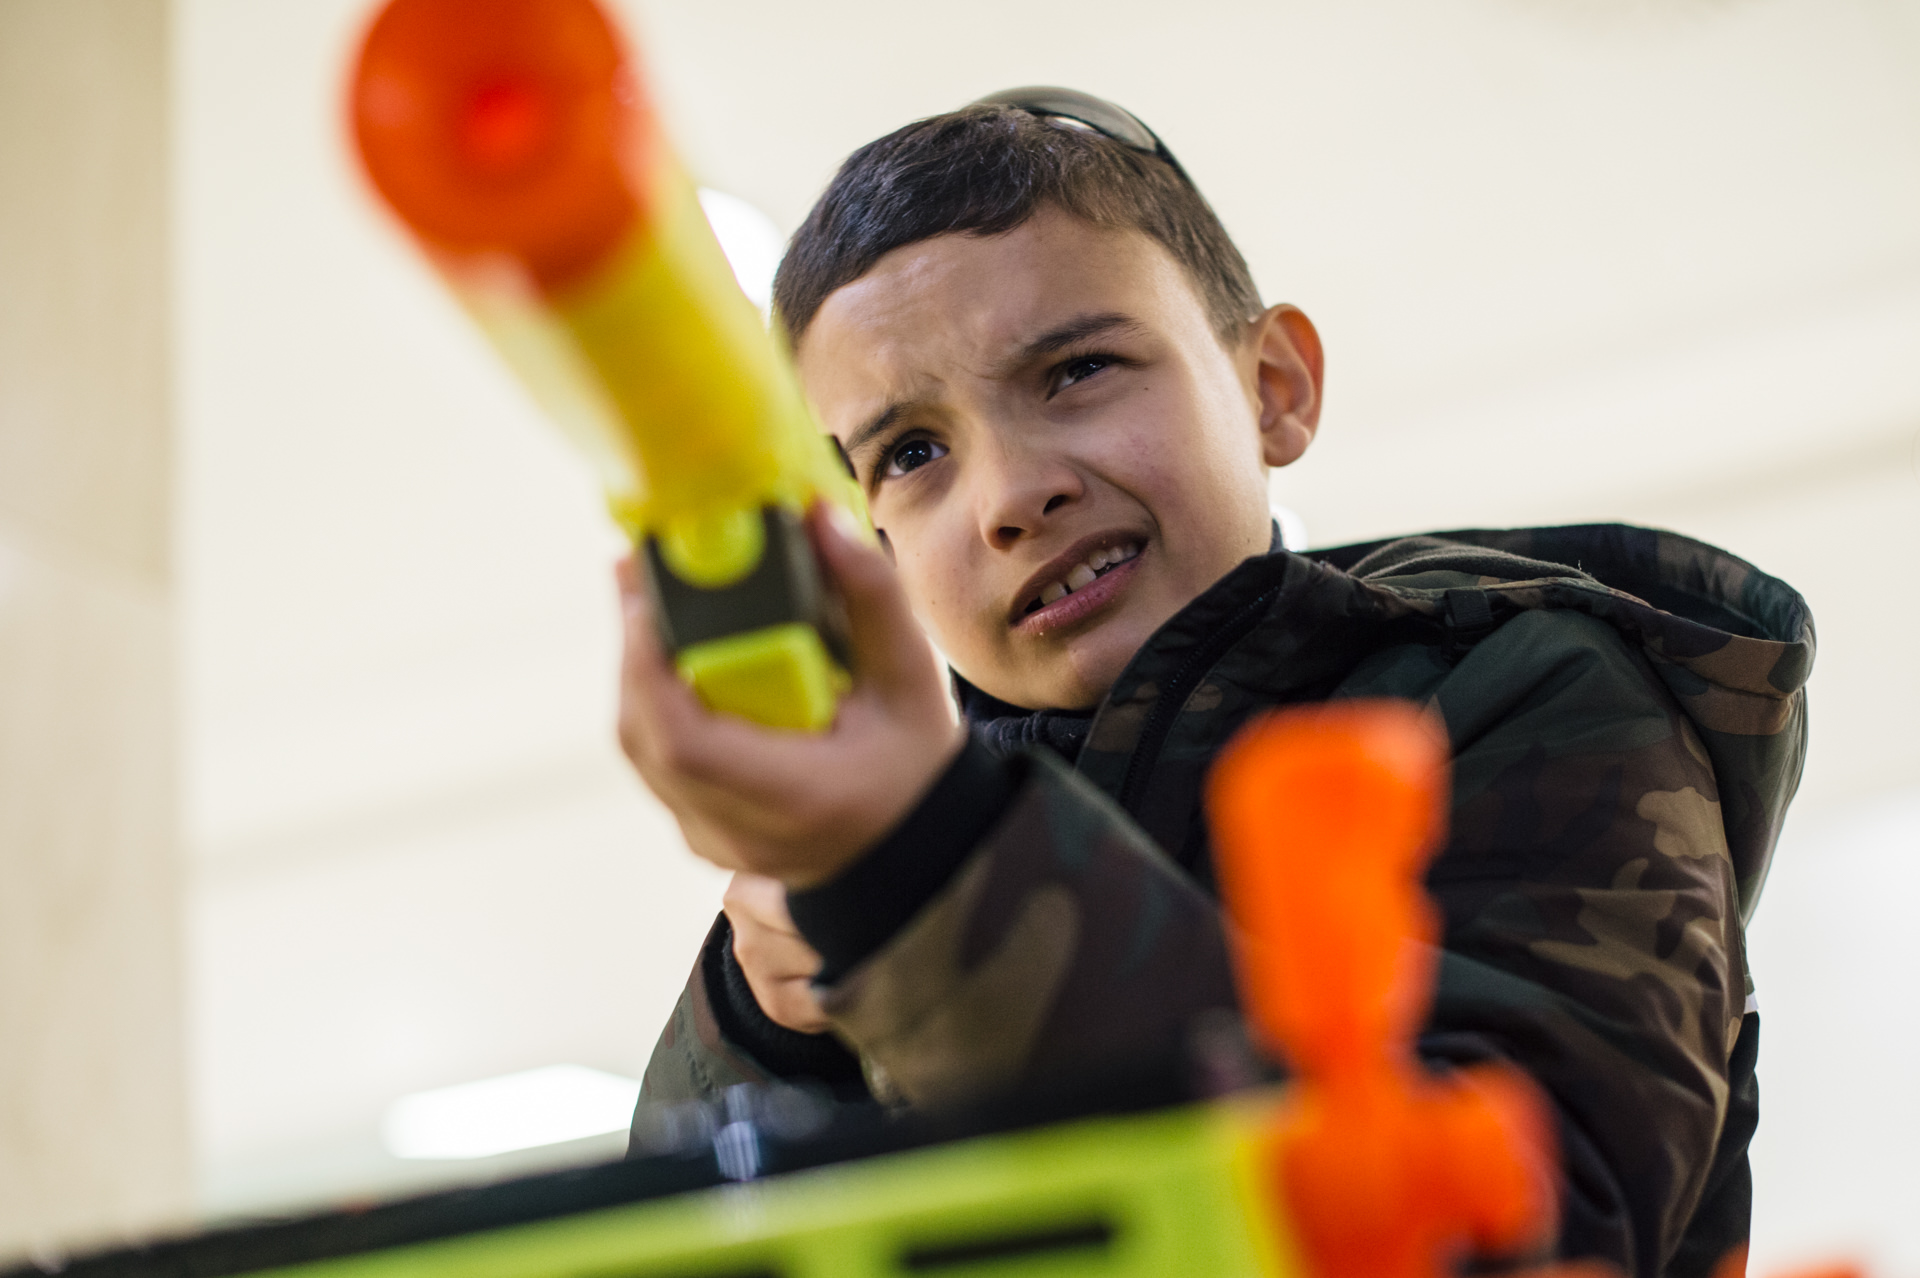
[348, 0, 863, 732]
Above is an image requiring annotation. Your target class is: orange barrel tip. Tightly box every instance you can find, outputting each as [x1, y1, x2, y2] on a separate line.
[1206, 700, 1451, 1070]
[1207, 699, 1448, 892]
[1208, 702, 1562, 1278]
[348, 0, 656, 290]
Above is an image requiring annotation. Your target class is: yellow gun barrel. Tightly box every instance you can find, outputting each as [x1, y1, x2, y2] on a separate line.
[349, 0, 860, 731]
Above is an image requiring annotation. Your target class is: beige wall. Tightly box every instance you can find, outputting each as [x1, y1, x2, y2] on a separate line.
[0, 0, 190, 1255]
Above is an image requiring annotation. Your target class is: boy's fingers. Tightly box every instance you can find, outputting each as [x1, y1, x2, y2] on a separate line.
[809, 504, 939, 702]
[615, 553, 660, 674]
[626, 663, 832, 819]
[615, 554, 715, 777]
[615, 556, 667, 733]
[755, 976, 832, 1035]
[730, 922, 823, 984]
[618, 526, 939, 864]
[724, 872, 828, 1029]
[619, 553, 819, 786]
[722, 871, 805, 938]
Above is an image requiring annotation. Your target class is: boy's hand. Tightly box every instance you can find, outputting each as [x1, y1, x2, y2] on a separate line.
[723, 872, 831, 1034]
[617, 503, 965, 889]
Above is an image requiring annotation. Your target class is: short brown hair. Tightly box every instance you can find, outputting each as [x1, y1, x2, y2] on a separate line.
[772, 104, 1263, 346]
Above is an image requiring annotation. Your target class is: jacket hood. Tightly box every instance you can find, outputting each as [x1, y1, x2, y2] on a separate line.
[1310, 523, 1814, 919]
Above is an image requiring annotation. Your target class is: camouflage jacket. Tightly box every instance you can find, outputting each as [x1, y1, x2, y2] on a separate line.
[635, 524, 1813, 1278]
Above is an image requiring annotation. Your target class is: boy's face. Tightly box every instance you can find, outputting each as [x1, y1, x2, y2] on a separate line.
[796, 206, 1321, 711]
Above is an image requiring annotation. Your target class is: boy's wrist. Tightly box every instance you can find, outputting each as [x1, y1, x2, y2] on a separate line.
[699, 913, 868, 1097]
[786, 733, 1022, 982]
[770, 720, 967, 891]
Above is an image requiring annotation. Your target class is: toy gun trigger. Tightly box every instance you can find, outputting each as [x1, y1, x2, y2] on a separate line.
[643, 503, 853, 733]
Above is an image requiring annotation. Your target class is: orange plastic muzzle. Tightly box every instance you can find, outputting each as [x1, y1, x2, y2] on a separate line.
[1208, 701, 1560, 1278]
[349, 0, 650, 290]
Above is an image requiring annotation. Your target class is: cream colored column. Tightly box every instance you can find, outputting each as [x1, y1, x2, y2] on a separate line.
[0, 0, 190, 1256]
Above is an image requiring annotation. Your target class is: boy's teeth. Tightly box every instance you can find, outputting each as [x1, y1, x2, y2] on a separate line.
[1032, 542, 1144, 612]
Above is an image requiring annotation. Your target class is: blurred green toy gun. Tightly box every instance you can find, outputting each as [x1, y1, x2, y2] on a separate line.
[349, 0, 863, 732]
[17, 700, 1582, 1278]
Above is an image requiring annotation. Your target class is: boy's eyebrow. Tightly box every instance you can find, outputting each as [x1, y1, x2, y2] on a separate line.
[842, 312, 1146, 461]
[1003, 311, 1145, 373]
[844, 403, 911, 461]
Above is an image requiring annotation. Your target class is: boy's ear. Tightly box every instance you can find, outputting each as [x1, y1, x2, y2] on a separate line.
[1247, 304, 1324, 469]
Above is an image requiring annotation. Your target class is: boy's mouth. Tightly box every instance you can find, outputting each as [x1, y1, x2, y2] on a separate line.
[1012, 538, 1145, 634]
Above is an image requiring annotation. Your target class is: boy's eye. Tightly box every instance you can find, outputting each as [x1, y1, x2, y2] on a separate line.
[880, 435, 947, 479]
[1053, 353, 1115, 394]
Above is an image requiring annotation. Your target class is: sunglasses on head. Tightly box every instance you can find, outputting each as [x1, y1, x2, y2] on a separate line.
[968, 86, 1194, 188]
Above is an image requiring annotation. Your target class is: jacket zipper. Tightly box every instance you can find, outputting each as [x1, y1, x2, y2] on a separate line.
[1115, 585, 1281, 818]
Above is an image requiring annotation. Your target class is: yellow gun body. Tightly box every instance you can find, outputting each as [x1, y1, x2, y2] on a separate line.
[464, 167, 863, 732]
[351, 0, 864, 732]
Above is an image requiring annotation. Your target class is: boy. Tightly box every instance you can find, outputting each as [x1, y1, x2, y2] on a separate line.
[616, 92, 1812, 1277]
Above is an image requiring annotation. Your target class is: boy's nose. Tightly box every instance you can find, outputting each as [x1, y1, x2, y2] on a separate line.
[992, 494, 1070, 549]
[976, 446, 1083, 550]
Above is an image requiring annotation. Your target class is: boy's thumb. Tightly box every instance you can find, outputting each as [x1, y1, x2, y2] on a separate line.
[809, 504, 928, 697]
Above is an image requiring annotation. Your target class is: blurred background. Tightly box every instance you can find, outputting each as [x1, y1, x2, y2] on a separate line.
[1, 0, 1915, 1269]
